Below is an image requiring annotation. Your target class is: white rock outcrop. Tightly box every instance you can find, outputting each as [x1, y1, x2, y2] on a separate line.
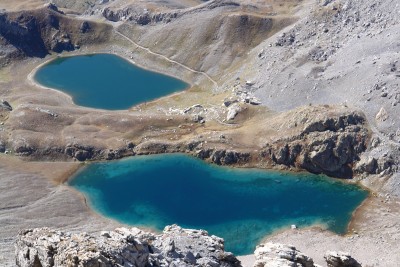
[15, 225, 241, 267]
[253, 242, 315, 267]
[324, 251, 361, 267]
[227, 103, 243, 121]
[15, 227, 364, 267]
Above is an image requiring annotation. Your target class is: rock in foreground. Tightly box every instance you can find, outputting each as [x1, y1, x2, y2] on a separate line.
[253, 242, 315, 267]
[15, 225, 364, 267]
[15, 225, 241, 267]
[324, 251, 361, 267]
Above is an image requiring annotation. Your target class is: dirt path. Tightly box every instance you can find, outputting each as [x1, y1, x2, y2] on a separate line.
[114, 29, 218, 88]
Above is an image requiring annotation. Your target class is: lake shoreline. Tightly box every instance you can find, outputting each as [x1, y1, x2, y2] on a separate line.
[0, 152, 382, 265]
[66, 153, 368, 256]
[31, 53, 190, 110]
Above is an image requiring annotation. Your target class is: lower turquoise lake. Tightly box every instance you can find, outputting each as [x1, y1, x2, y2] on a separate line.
[34, 54, 188, 110]
[68, 154, 368, 255]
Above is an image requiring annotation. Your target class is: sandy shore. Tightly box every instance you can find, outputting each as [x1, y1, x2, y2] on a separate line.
[0, 155, 123, 266]
[238, 193, 400, 267]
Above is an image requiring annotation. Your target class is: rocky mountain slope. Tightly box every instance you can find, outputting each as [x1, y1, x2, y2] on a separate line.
[0, 4, 112, 65]
[236, 0, 400, 193]
[105, 0, 300, 77]
[0, 0, 302, 77]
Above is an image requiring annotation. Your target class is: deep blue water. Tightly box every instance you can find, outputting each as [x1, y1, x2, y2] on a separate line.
[34, 54, 188, 110]
[68, 154, 368, 255]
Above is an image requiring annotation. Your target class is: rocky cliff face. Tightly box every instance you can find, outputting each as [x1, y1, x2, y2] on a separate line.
[15, 225, 240, 267]
[101, 0, 240, 24]
[1, 102, 369, 179]
[0, 4, 112, 63]
[261, 106, 369, 178]
[0, 5, 72, 58]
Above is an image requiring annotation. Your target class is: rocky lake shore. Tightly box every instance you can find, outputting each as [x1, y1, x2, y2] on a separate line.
[1, 0, 400, 266]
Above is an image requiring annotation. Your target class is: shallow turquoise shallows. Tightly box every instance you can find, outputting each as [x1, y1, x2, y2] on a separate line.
[34, 54, 188, 110]
[69, 154, 368, 255]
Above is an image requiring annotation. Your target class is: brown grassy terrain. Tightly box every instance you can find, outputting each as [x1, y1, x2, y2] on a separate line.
[0, 0, 44, 12]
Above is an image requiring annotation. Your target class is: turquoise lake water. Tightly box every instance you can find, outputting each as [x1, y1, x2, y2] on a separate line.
[69, 154, 368, 255]
[34, 54, 188, 110]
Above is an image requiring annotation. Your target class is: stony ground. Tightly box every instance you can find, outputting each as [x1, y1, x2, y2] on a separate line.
[0, 156, 122, 266]
[239, 0, 400, 195]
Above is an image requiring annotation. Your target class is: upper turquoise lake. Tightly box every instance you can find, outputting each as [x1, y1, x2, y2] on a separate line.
[34, 54, 188, 110]
[68, 154, 368, 255]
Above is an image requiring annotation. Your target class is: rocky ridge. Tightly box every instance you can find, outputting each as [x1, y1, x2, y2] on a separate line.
[100, 0, 240, 24]
[15, 227, 362, 267]
[241, 0, 400, 190]
[16, 225, 241, 267]
[0, 103, 370, 178]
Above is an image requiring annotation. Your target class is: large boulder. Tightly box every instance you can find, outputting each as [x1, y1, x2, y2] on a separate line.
[15, 228, 151, 267]
[227, 103, 243, 121]
[0, 100, 12, 111]
[324, 251, 361, 267]
[150, 224, 241, 267]
[253, 242, 315, 267]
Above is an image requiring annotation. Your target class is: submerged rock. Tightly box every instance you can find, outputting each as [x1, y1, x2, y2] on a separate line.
[15, 225, 241, 267]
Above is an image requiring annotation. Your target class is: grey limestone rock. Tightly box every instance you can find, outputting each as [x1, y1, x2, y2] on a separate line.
[355, 156, 378, 174]
[375, 107, 388, 122]
[263, 106, 368, 178]
[79, 21, 91, 33]
[15, 227, 152, 267]
[0, 100, 12, 111]
[150, 225, 241, 267]
[324, 251, 361, 267]
[15, 225, 241, 267]
[44, 3, 62, 13]
[275, 32, 296, 47]
[208, 149, 250, 165]
[227, 103, 242, 121]
[253, 242, 315, 267]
